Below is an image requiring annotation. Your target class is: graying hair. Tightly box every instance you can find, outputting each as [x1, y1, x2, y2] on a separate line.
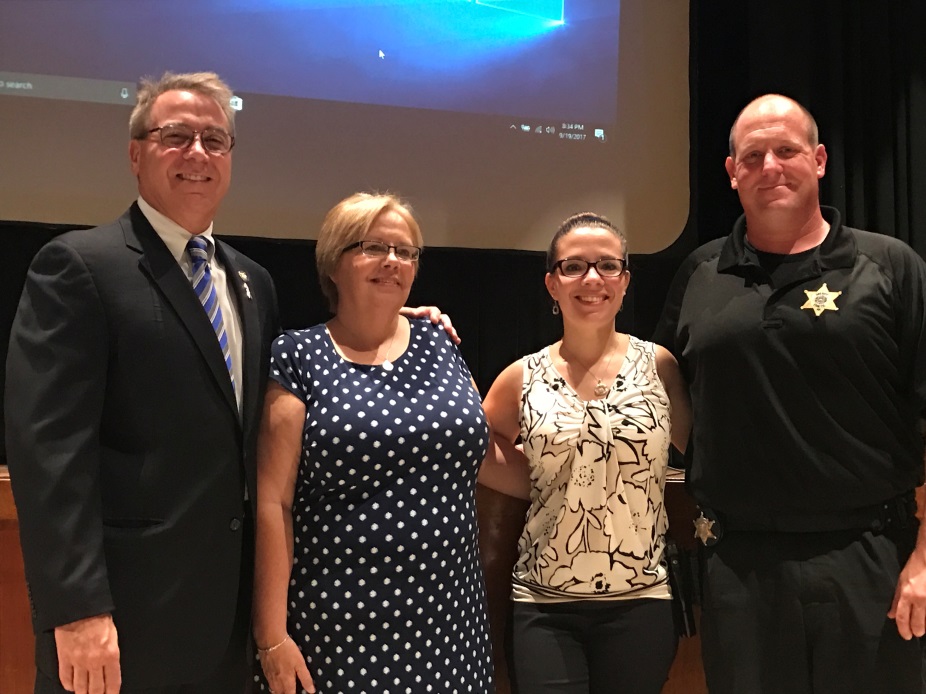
[129, 71, 235, 139]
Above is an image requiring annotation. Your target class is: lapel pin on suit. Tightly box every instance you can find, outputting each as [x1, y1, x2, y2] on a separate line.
[238, 271, 252, 300]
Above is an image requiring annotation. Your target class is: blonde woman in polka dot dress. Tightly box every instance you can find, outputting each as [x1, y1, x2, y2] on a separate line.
[252, 193, 494, 694]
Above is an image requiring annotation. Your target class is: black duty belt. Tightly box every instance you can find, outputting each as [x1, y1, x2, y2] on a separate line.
[693, 490, 918, 547]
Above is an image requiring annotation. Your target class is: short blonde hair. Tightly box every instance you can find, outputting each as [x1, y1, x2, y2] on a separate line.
[316, 193, 423, 312]
[129, 71, 235, 139]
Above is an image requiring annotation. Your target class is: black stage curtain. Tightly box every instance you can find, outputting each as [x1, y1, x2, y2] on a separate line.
[691, 0, 926, 253]
[0, 223, 570, 400]
[3, 1, 925, 460]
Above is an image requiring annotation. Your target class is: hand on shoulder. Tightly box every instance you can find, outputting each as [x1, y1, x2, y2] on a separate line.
[399, 305, 460, 344]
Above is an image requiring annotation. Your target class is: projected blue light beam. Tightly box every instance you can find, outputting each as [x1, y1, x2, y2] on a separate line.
[476, 0, 565, 24]
[201, 0, 612, 120]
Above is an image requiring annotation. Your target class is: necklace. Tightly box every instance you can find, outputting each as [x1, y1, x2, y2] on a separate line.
[329, 319, 399, 370]
[380, 325, 399, 371]
[561, 337, 619, 397]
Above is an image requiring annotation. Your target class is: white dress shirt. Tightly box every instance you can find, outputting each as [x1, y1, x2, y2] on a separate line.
[137, 197, 244, 413]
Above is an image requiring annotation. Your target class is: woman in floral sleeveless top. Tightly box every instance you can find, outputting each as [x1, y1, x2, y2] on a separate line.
[479, 212, 691, 694]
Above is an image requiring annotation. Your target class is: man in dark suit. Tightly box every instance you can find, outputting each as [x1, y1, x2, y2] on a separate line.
[6, 72, 279, 694]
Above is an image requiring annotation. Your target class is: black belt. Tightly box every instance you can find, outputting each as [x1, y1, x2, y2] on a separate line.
[693, 490, 918, 546]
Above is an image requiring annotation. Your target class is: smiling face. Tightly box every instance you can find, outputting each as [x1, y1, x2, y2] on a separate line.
[545, 226, 630, 324]
[129, 89, 232, 234]
[329, 209, 418, 315]
[725, 96, 827, 218]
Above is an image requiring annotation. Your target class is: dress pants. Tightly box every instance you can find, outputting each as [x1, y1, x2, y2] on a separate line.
[700, 525, 922, 694]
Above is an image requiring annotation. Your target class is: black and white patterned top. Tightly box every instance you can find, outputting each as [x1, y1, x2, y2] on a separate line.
[512, 336, 673, 603]
[261, 318, 494, 693]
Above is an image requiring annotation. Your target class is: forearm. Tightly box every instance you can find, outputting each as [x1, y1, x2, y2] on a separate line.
[478, 438, 531, 500]
[913, 472, 926, 552]
[252, 500, 295, 646]
[888, 451, 926, 639]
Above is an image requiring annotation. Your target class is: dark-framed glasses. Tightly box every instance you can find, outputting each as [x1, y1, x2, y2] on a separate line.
[343, 240, 421, 262]
[143, 123, 235, 155]
[552, 257, 627, 277]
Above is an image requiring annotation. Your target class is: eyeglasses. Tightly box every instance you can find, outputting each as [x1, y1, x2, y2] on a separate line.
[551, 257, 627, 277]
[142, 123, 235, 155]
[343, 240, 421, 262]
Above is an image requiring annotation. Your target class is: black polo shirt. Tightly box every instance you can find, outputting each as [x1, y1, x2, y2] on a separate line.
[654, 207, 926, 525]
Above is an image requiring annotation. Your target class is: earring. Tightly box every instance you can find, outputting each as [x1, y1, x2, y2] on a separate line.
[552, 300, 560, 315]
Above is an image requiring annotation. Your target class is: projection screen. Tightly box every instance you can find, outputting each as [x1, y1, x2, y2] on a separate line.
[0, 0, 689, 252]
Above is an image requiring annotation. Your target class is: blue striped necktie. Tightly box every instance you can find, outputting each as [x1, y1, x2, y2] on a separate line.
[187, 235, 236, 396]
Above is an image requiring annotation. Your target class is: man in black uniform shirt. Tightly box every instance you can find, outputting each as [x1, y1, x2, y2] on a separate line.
[655, 94, 926, 693]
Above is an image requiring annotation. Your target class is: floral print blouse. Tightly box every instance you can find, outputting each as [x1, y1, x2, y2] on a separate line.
[512, 336, 673, 603]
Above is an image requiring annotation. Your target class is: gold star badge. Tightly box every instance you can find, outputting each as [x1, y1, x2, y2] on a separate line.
[693, 512, 718, 545]
[801, 283, 842, 316]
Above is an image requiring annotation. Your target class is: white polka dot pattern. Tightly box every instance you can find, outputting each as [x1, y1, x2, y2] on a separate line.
[257, 318, 494, 693]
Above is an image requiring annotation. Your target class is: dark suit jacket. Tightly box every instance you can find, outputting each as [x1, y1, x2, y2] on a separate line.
[5, 204, 279, 687]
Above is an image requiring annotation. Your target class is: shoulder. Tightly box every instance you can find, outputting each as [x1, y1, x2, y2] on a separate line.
[412, 315, 444, 335]
[849, 227, 926, 286]
[628, 334, 653, 352]
[412, 316, 457, 352]
[411, 315, 438, 333]
[486, 358, 525, 401]
[661, 237, 728, 302]
[676, 237, 727, 279]
[522, 344, 549, 364]
[651, 342, 684, 393]
[498, 358, 527, 382]
[630, 336, 672, 367]
[502, 347, 550, 386]
[691, 236, 728, 260]
[655, 238, 729, 347]
[272, 325, 325, 351]
[269, 326, 328, 386]
[851, 227, 923, 263]
[37, 218, 125, 259]
[24, 219, 132, 293]
[652, 342, 680, 370]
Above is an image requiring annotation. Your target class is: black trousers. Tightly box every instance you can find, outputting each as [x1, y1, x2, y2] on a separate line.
[511, 598, 677, 694]
[700, 525, 923, 694]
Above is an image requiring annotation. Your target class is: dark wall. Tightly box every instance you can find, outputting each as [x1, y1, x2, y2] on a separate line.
[0, 223, 569, 400]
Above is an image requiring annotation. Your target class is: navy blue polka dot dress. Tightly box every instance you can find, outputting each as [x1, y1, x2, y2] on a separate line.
[262, 318, 494, 694]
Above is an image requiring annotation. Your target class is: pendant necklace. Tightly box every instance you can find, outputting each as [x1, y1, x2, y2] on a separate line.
[380, 326, 399, 371]
[562, 337, 618, 397]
